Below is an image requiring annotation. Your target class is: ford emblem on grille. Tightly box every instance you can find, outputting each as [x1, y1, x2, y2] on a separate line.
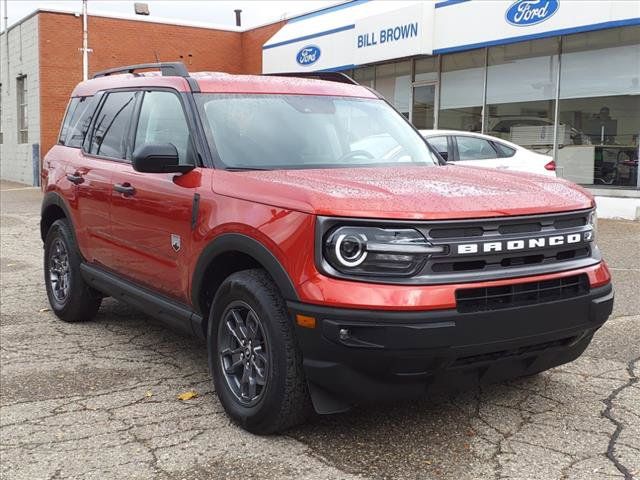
[505, 0, 559, 26]
[296, 45, 321, 66]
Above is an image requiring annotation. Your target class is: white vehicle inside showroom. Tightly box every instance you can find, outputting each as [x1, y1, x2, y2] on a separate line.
[262, 0, 640, 219]
[420, 130, 556, 176]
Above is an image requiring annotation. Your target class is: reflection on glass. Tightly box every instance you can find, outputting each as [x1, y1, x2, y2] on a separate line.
[414, 57, 438, 83]
[412, 84, 436, 129]
[557, 26, 639, 188]
[375, 61, 411, 118]
[439, 49, 484, 131]
[486, 38, 559, 152]
[353, 66, 375, 88]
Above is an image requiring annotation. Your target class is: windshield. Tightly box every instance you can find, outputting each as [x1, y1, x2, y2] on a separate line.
[197, 94, 438, 170]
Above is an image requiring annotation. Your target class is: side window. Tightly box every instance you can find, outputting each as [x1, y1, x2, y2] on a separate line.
[88, 91, 137, 159]
[455, 136, 498, 160]
[134, 91, 193, 165]
[493, 141, 516, 158]
[426, 136, 449, 160]
[60, 96, 97, 148]
[59, 98, 80, 145]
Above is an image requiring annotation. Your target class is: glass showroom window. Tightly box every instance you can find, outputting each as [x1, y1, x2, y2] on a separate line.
[557, 26, 639, 188]
[439, 49, 484, 132]
[486, 38, 559, 153]
[17, 76, 28, 144]
[375, 61, 411, 118]
[412, 57, 439, 130]
[353, 66, 375, 88]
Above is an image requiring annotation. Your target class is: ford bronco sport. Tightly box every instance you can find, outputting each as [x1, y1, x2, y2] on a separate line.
[41, 62, 613, 434]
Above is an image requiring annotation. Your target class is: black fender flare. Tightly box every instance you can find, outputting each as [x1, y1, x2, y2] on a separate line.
[40, 191, 76, 242]
[191, 233, 300, 314]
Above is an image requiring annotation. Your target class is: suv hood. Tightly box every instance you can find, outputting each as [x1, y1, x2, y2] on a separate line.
[213, 165, 593, 220]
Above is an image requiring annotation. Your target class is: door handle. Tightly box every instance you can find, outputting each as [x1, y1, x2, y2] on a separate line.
[113, 183, 136, 196]
[66, 173, 84, 185]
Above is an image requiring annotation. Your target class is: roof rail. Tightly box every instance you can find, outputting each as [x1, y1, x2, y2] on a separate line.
[92, 62, 189, 79]
[267, 71, 359, 86]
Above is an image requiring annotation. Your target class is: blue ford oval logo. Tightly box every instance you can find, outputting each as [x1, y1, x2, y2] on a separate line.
[296, 45, 321, 67]
[505, 0, 559, 26]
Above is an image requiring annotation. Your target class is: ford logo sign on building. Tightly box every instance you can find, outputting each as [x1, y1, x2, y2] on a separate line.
[506, 0, 559, 26]
[296, 46, 321, 66]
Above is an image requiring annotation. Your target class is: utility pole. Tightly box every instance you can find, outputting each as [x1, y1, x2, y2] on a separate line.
[81, 0, 90, 80]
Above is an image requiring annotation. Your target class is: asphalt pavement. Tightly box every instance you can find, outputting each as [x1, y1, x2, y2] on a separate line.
[1, 180, 638, 480]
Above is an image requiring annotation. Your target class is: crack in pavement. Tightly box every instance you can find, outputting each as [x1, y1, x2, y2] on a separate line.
[601, 356, 640, 480]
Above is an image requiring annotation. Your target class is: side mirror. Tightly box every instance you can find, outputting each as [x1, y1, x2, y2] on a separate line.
[439, 151, 449, 161]
[132, 144, 194, 174]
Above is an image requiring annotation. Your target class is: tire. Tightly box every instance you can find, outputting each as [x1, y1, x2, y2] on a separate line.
[44, 219, 101, 323]
[208, 269, 311, 434]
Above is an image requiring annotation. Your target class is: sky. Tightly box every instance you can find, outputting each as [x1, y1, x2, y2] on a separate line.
[1, 0, 344, 30]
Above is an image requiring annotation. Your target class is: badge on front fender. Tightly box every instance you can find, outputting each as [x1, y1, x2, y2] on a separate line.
[171, 234, 181, 252]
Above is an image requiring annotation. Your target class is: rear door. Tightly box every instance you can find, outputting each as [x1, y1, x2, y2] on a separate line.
[452, 135, 503, 169]
[59, 93, 115, 266]
[107, 89, 200, 303]
[78, 90, 139, 266]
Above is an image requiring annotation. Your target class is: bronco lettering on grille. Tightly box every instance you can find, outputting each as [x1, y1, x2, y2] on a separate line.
[457, 232, 585, 255]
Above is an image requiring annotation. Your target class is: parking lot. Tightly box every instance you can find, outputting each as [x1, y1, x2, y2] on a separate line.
[1, 181, 638, 480]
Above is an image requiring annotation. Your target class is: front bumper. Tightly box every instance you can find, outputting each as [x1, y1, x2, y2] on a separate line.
[288, 282, 613, 413]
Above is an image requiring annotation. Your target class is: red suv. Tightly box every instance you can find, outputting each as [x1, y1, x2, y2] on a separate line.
[41, 62, 613, 434]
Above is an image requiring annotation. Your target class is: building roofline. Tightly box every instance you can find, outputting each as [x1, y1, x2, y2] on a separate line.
[0, 2, 349, 36]
[1, 8, 241, 34]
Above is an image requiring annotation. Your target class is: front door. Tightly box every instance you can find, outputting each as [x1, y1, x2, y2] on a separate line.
[411, 84, 437, 130]
[108, 89, 200, 303]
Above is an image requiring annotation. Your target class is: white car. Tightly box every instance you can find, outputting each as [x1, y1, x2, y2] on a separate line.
[420, 129, 556, 177]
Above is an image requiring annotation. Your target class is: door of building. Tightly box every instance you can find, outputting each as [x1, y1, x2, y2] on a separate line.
[411, 83, 437, 130]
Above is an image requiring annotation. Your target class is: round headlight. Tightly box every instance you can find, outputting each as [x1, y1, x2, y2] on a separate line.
[335, 233, 368, 267]
[322, 225, 444, 277]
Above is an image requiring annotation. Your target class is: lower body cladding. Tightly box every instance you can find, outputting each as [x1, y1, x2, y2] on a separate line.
[288, 282, 613, 414]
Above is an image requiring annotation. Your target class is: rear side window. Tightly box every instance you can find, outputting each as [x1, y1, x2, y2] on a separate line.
[455, 136, 498, 160]
[493, 141, 516, 158]
[88, 91, 137, 159]
[59, 96, 97, 148]
[59, 98, 80, 145]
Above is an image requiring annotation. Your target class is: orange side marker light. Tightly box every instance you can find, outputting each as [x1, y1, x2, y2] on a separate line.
[296, 314, 316, 329]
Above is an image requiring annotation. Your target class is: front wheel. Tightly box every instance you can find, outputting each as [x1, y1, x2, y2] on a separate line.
[44, 219, 101, 322]
[208, 269, 311, 434]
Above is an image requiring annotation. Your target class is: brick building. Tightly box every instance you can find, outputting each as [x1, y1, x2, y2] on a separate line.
[0, 9, 283, 185]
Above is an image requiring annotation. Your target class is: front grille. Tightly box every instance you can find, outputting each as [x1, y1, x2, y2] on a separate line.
[452, 336, 577, 367]
[316, 209, 598, 286]
[455, 273, 589, 313]
[419, 209, 595, 278]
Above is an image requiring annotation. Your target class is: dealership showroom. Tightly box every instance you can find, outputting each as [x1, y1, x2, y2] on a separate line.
[1, 1, 640, 480]
[264, 0, 640, 219]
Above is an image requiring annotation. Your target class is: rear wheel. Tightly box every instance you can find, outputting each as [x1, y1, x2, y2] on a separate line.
[44, 219, 101, 322]
[208, 269, 311, 434]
